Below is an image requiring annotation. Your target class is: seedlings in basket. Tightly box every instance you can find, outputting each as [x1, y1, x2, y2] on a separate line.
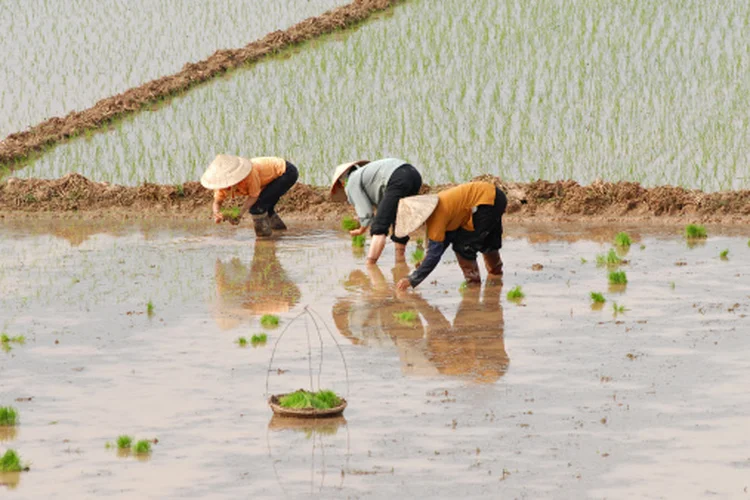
[590, 292, 606, 304]
[507, 286, 525, 301]
[251, 333, 267, 346]
[0, 407, 18, 426]
[720, 249, 729, 260]
[341, 216, 359, 231]
[133, 440, 152, 455]
[614, 232, 632, 247]
[235, 337, 248, 347]
[260, 314, 279, 328]
[351, 234, 366, 248]
[608, 271, 628, 285]
[393, 310, 418, 323]
[684, 224, 707, 239]
[117, 435, 133, 450]
[0, 449, 25, 472]
[279, 389, 342, 410]
[220, 206, 242, 225]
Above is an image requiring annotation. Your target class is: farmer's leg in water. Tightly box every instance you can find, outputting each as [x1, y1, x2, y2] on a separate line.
[368, 164, 422, 264]
[250, 162, 299, 231]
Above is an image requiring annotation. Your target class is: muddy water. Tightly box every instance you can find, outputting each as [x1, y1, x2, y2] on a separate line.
[1, 220, 749, 498]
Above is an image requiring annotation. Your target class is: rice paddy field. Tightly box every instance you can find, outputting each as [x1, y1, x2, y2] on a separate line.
[4, 0, 750, 498]
[7, 0, 750, 190]
[1, 221, 749, 498]
[0, 0, 351, 137]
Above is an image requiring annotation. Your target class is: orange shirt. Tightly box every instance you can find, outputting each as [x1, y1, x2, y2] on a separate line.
[214, 157, 286, 202]
[425, 182, 497, 242]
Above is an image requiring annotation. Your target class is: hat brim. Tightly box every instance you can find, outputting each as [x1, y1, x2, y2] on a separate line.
[394, 195, 439, 238]
[329, 160, 369, 202]
[201, 155, 254, 190]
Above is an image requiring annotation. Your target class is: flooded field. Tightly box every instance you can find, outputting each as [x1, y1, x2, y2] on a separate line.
[12, 0, 750, 190]
[0, 0, 350, 137]
[1, 219, 749, 498]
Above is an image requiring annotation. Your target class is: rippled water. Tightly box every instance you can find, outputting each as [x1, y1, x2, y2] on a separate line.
[0, 0, 351, 137]
[1, 219, 749, 497]
[11, 0, 750, 191]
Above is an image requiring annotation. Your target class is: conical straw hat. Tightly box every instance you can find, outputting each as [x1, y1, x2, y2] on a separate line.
[329, 160, 369, 202]
[200, 154, 253, 190]
[394, 194, 439, 238]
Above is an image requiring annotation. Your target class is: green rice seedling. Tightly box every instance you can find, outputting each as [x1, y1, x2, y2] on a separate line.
[614, 232, 632, 247]
[174, 183, 185, 197]
[411, 247, 425, 265]
[596, 249, 622, 267]
[640, 244, 646, 250]
[105, 442, 113, 449]
[133, 440, 151, 455]
[393, 310, 418, 323]
[117, 435, 133, 450]
[670, 281, 676, 290]
[608, 271, 628, 285]
[1, 334, 24, 352]
[507, 286, 525, 301]
[684, 224, 707, 239]
[612, 302, 627, 315]
[235, 337, 248, 347]
[580, 257, 588, 264]
[251, 333, 267, 346]
[146, 300, 154, 316]
[351, 234, 366, 248]
[260, 314, 279, 328]
[279, 389, 342, 410]
[0, 449, 24, 472]
[720, 249, 729, 260]
[590, 292, 606, 304]
[341, 216, 359, 231]
[220, 206, 242, 225]
[0, 407, 18, 426]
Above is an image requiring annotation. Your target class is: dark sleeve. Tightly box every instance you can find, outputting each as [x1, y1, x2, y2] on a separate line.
[407, 239, 448, 288]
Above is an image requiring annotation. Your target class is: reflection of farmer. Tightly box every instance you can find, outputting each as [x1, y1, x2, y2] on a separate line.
[213, 239, 301, 330]
[200, 154, 299, 237]
[395, 182, 507, 290]
[333, 266, 508, 383]
[330, 158, 423, 264]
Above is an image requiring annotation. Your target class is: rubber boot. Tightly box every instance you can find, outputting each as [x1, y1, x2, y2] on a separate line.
[268, 213, 287, 230]
[483, 250, 504, 275]
[394, 243, 407, 264]
[456, 254, 481, 283]
[252, 213, 273, 237]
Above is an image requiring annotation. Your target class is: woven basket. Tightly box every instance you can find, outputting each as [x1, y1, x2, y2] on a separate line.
[268, 393, 347, 419]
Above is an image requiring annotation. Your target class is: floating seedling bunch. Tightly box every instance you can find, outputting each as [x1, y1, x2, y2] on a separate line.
[260, 315, 279, 328]
[351, 235, 366, 248]
[608, 271, 628, 285]
[0, 407, 18, 427]
[1, 334, 25, 353]
[0, 449, 28, 473]
[107, 435, 156, 458]
[507, 286, 525, 302]
[684, 224, 707, 239]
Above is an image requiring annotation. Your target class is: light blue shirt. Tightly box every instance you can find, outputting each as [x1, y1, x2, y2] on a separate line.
[345, 158, 408, 228]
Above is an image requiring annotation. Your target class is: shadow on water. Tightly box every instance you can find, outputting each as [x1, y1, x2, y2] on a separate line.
[212, 238, 302, 330]
[333, 265, 509, 383]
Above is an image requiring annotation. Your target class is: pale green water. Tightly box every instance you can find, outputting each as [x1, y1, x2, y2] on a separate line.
[0, 0, 351, 137]
[10, 0, 750, 191]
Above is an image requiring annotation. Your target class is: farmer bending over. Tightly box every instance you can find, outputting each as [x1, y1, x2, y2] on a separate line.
[330, 158, 422, 264]
[201, 155, 298, 237]
[395, 182, 506, 290]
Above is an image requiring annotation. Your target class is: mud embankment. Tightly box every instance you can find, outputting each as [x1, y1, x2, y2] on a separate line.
[0, 0, 402, 168]
[2, 173, 749, 224]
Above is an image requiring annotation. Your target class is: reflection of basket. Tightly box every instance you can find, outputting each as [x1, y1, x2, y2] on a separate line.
[268, 414, 348, 432]
[268, 393, 347, 418]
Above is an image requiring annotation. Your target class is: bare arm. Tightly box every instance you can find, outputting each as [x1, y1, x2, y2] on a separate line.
[241, 196, 258, 217]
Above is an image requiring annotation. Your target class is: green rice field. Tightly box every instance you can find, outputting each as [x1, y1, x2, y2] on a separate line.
[7, 0, 750, 191]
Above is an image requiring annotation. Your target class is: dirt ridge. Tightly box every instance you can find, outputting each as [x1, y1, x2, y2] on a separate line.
[2, 173, 749, 224]
[0, 0, 401, 169]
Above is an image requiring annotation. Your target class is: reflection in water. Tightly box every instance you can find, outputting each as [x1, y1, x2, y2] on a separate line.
[0, 426, 18, 442]
[0, 472, 21, 490]
[213, 239, 301, 330]
[334, 266, 509, 383]
[266, 415, 349, 496]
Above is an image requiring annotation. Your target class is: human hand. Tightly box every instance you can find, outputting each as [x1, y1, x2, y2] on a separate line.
[396, 278, 411, 291]
[349, 226, 368, 237]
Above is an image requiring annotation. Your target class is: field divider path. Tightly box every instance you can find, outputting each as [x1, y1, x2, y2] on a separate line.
[0, 0, 404, 170]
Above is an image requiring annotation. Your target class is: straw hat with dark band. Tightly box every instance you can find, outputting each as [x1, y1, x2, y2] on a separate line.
[394, 194, 439, 238]
[200, 154, 253, 190]
[329, 160, 370, 202]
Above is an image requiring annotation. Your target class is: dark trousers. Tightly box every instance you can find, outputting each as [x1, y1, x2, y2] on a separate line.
[250, 161, 299, 216]
[370, 164, 422, 244]
[451, 187, 507, 260]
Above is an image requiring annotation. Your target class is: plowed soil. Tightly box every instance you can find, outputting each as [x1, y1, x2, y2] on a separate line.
[0, 0, 401, 168]
[2, 173, 749, 224]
